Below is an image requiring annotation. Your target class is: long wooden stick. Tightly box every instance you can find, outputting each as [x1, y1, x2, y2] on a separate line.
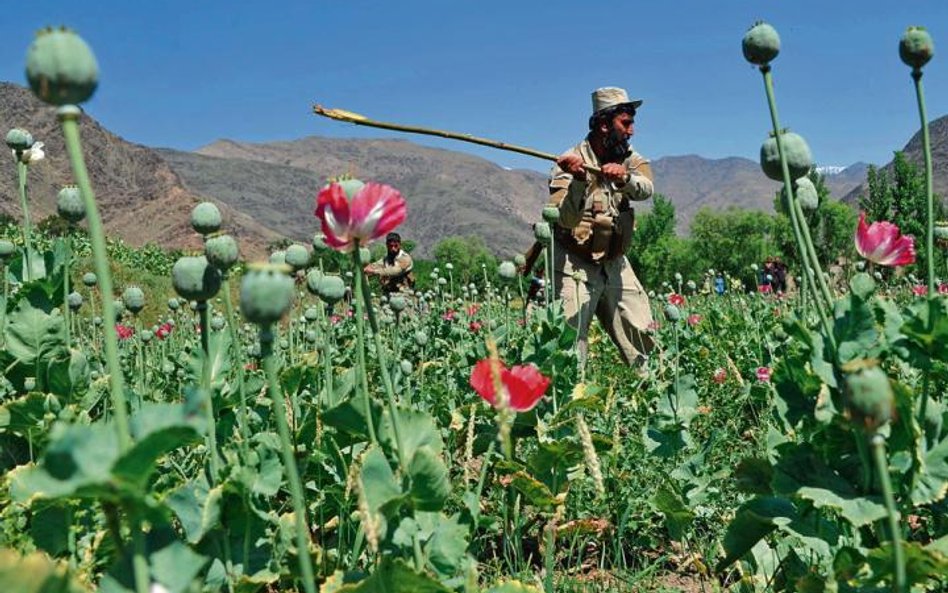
[312, 104, 602, 174]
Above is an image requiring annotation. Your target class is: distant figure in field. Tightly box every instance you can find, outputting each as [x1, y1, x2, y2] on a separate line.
[363, 232, 415, 294]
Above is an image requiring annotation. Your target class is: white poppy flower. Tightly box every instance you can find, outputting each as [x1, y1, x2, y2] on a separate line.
[20, 142, 45, 164]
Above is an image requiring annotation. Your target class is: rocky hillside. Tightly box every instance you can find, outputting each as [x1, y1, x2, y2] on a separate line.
[0, 82, 281, 257]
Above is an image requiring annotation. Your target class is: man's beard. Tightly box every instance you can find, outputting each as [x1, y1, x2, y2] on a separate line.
[601, 128, 631, 162]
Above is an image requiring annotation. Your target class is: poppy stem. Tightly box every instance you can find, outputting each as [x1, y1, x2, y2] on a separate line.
[911, 69, 935, 295]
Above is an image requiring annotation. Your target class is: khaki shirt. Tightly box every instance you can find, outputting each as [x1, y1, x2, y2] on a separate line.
[367, 249, 414, 293]
[549, 139, 654, 261]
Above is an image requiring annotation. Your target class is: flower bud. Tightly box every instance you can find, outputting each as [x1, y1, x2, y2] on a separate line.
[534, 222, 552, 242]
[899, 26, 934, 70]
[312, 232, 331, 253]
[5, 128, 33, 151]
[140, 329, 153, 343]
[742, 21, 780, 66]
[845, 366, 894, 430]
[240, 263, 295, 325]
[389, 295, 408, 312]
[56, 185, 85, 223]
[269, 251, 286, 266]
[414, 330, 429, 346]
[81, 272, 97, 287]
[399, 360, 413, 374]
[211, 316, 225, 331]
[284, 243, 310, 271]
[664, 304, 681, 322]
[67, 291, 83, 310]
[190, 202, 222, 235]
[791, 176, 819, 212]
[204, 233, 239, 271]
[122, 286, 145, 315]
[542, 206, 560, 223]
[172, 256, 222, 302]
[760, 131, 813, 181]
[26, 27, 99, 106]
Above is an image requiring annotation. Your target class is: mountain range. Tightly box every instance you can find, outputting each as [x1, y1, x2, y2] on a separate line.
[0, 82, 943, 260]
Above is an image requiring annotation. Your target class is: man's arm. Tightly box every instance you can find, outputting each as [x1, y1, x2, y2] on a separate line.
[551, 152, 588, 229]
[374, 253, 413, 278]
[616, 152, 654, 202]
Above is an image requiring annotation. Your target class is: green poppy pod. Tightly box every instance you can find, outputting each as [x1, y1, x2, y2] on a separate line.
[845, 366, 894, 430]
[336, 177, 365, 199]
[140, 329, 153, 343]
[414, 330, 429, 346]
[534, 221, 552, 242]
[542, 206, 560, 223]
[305, 330, 317, 343]
[269, 250, 286, 265]
[498, 260, 517, 280]
[24, 377, 36, 392]
[167, 297, 180, 310]
[66, 291, 83, 310]
[284, 243, 310, 271]
[358, 247, 371, 263]
[82, 271, 97, 287]
[56, 185, 85, 223]
[204, 233, 239, 272]
[112, 299, 125, 319]
[791, 176, 819, 211]
[760, 131, 812, 181]
[0, 239, 15, 261]
[513, 254, 526, 267]
[664, 304, 681, 322]
[25, 27, 99, 106]
[312, 232, 332, 254]
[742, 21, 780, 66]
[122, 286, 145, 314]
[240, 263, 295, 325]
[445, 262, 454, 271]
[934, 221, 948, 241]
[172, 255, 222, 302]
[5, 128, 34, 151]
[305, 269, 323, 295]
[190, 202, 222, 235]
[304, 306, 320, 321]
[210, 316, 226, 331]
[315, 275, 347, 304]
[899, 26, 934, 69]
[389, 295, 408, 312]
[399, 360, 413, 374]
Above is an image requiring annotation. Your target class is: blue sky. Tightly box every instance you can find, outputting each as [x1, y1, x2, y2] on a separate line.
[2, 1, 946, 172]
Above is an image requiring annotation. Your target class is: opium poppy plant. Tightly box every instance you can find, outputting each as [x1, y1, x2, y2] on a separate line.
[855, 212, 916, 267]
[469, 358, 550, 412]
[315, 182, 406, 252]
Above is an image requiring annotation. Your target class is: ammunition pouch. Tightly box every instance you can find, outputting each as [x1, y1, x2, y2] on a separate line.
[556, 209, 634, 264]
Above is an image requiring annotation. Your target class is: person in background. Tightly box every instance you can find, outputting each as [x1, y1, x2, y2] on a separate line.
[714, 273, 726, 296]
[363, 232, 415, 294]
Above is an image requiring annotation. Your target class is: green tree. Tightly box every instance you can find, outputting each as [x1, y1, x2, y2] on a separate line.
[689, 207, 778, 283]
[432, 235, 497, 286]
[627, 194, 680, 286]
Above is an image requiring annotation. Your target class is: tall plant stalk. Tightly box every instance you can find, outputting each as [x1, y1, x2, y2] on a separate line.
[16, 160, 33, 282]
[872, 434, 906, 593]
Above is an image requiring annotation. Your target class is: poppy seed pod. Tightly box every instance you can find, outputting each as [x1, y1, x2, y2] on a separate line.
[167, 297, 180, 310]
[305, 269, 323, 295]
[414, 330, 429, 346]
[790, 176, 819, 211]
[760, 131, 812, 181]
[26, 27, 99, 106]
[845, 366, 894, 430]
[335, 177, 365, 199]
[359, 247, 371, 263]
[664, 304, 682, 322]
[81, 271, 97, 287]
[513, 254, 526, 267]
[284, 243, 310, 271]
[112, 299, 125, 319]
[934, 221, 948, 241]
[122, 286, 145, 314]
[240, 263, 295, 324]
[304, 306, 320, 321]
[5, 128, 34, 151]
[204, 233, 239, 271]
[498, 261, 517, 280]
[389, 295, 408, 312]
[312, 232, 331, 254]
[534, 221, 552, 242]
[542, 206, 560, 223]
[140, 329, 153, 343]
[315, 275, 347, 304]
[211, 316, 226, 331]
[190, 202, 222, 235]
[742, 21, 780, 66]
[172, 256, 222, 302]
[899, 26, 934, 70]
[66, 291, 83, 310]
[56, 185, 85, 223]
[0, 240, 15, 261]
[269, 251, 286, 265]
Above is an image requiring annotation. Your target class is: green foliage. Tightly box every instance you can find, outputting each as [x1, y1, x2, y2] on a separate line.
[432, 235, 497, 285]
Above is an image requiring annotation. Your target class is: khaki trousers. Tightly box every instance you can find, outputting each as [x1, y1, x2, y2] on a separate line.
[552, 245, 655, 367]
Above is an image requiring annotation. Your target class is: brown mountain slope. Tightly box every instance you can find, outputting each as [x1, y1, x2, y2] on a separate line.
[0, 82, 280, 257]
[844, 114, 948, 204]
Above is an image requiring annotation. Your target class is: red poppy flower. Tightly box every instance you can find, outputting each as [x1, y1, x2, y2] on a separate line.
[467, 303, 479, 317]
[939, 283, 948, 295]
[115, 324, 134, 340]
[756, 366, 772, 383]
[712, 368, 727, 384]
[469, 358, 550, 412]
[855, 212, 916, 267]
[686, 314, 701, 326]
[442, 309, 456, 322]
[155, 322, 173, 340]
[315, 182, 406, 252]
[758, 284, 772, 294]
[913, 285, 928, 297]
[469, 321, 482, 333]
[668, 293, 685, 306]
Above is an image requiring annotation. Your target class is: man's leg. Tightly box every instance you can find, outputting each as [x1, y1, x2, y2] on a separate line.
[595, 257, 655, 367]
[553, 248, 602, 366]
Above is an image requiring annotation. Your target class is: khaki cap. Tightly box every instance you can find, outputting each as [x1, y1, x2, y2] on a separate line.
[591, 87, 643, 115]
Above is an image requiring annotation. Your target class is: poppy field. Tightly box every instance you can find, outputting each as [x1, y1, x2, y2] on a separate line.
[2, 21, 948, 593]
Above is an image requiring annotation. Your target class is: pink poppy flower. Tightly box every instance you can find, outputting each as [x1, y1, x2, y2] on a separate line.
[469, 358, 550, 412]
[315, 182, 406, 252]
[686, 314, 701, 326]
[855, 212, 916, 267]
[712, 368, 727, 384]
[155, 322, 173, 340]
[939, 283, 948, 295]
[758, 284, 772, 294]
[756, 367, 772, 383]
[442, 309, 457, 322]
[467, 303, 479, 317]
[469, 320, 482, 333]
[115, 324, 134, 340]
[668, 293, 685, 306]
[913, 285, 928, 297]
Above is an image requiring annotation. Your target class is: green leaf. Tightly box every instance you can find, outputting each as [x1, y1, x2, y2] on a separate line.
[910, 434, 948, 505]
[188, 329, 233, 391]
[866, 541, 948, 589]
[380, 408, 444, 460]
[409, 446, 451, 512]
[166, 479, 223, 544]
[902, 297, 948, 363]
[45, 348, 90, 399]
[650, 486, 694, 541]
[0, 392, 47, 436]
[321, 558, 452, 592]
[833, 293, 879, 363]
[3, 290, 67, 369]
[0, 548, 89, 593]
[734, 458, 774, 495]
[360, 446, 403, 514]
[112, 403, 203, 489]
[29, 501, 71, 556]
[484, 582, 543, 593]
[508, 471, 559, 509]
[716, 496, 796, 570]
[423, 513, 469, 578]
